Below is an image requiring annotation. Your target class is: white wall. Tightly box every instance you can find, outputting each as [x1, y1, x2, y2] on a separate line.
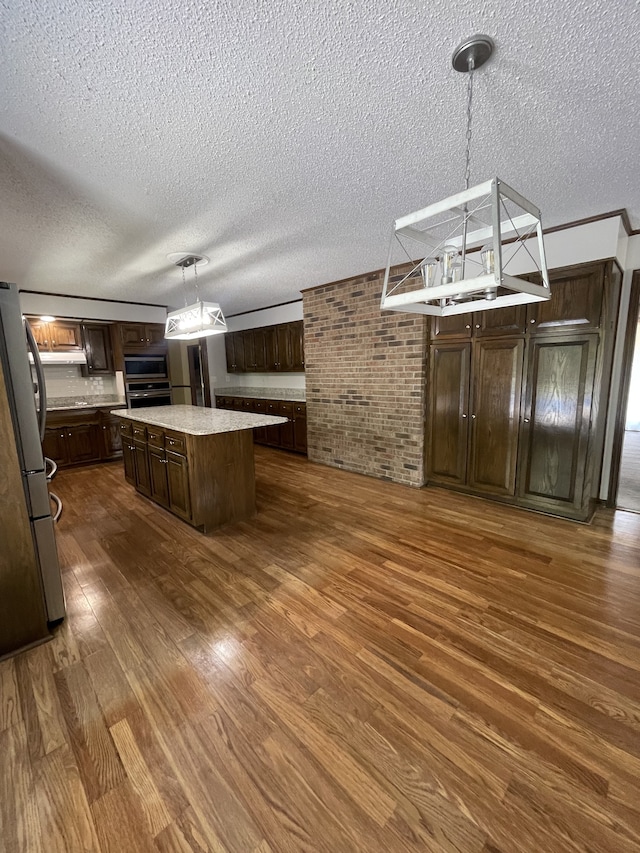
[18, 291, 167, 324]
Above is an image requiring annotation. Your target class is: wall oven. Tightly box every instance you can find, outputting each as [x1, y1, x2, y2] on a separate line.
[126, 380, 172, 408]
[124, 354, 168, 379]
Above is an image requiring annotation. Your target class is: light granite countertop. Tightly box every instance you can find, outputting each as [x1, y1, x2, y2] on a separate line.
[214, 386, 306, 403]
[112, 404, 288, 436]
[47, 396, 127, 412]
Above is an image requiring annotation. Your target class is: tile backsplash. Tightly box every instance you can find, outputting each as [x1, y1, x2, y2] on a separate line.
[40, 365, 119, 399]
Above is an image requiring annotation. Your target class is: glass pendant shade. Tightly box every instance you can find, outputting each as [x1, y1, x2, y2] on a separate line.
[380, 177, 551, 317]
[165, 300, 227, 340]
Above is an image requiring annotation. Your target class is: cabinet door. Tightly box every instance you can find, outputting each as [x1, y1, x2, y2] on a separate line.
[100, 415, 122, 459]
[83, 324, 114, 374]
[264, 327, 279, 371]
[518, 335, 598, 517]
[431, 313, 473, 340]
[275, 324, 293, 370]
[265, 401, 282, 445]
[120, 323, 147, 350]
[133, 440, 151, 496]
[527, 263, 604, 334]
[251, 398, 267, 443]
[426, 343, 471, 486]
[148, 447, 170, 508]
[43, 428, 69, 466]
[122, 439, 136, 485]
[166, 451, 191, 521]
[146, 325, 166, 347]
[66, 424, 101, 465]
[253, 328, 268, 371]
[468, 338, 524, 497]
[243, 330, 256, 371]
[27, 319, 51, 350]
[279, 402, 294, 448]
[224, 334, 237, 372]
[289, 320, 305, 371]
[473, 305, 526, 338]
[50, 321, 83, 351]
[293, 404, 307, 453]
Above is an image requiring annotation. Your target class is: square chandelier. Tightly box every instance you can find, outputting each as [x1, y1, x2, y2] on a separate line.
[164, 253, 228, 340]
[165, 300, 227, 340]
[381, 176, 550, 317]
[381, 34, 551, 318]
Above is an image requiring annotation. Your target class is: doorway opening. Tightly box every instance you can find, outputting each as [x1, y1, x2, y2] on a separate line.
[187, 340, 211, 408]
[613, 271, 640, 513]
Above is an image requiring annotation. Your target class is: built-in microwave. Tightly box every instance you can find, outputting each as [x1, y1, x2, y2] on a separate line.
[124, 355, 168, 379]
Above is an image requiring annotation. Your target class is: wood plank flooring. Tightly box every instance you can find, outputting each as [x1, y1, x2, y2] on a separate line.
[618, 430, 640, 512]
[2, 447, 640, 852]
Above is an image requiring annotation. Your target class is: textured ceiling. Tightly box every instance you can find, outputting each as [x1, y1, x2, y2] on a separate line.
[1, 0, 638, 314]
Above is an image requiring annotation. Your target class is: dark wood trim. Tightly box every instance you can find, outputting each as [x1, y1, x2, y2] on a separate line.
[200, 338, 212, 407]
[608, 269, 640, 506]
[187, 341, 212, 408]
[226, 298, 303, 319]
[20, 289, 168, 309]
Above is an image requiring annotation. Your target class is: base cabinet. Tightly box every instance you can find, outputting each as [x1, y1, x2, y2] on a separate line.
[215, 395, 307, 454]
[117, 419, 250, 532]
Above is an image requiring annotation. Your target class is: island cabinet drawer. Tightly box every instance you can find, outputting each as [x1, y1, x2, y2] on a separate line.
[164, 430, 186, 455]
[279, 402, 294, 418]
[147, 427, 165, 448]
[120, 421, 133, 438]
[132, 424, 147, 441]
[252, 399, 266, 414]
[294, 403, 306, 416]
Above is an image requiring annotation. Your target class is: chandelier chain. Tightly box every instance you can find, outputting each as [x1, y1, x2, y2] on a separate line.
[193, 257, 200, 302]
[464, 55, 475, 190]
[181, 263, 188, 307]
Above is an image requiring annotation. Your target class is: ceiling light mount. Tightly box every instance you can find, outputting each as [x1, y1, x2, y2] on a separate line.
[451, 34, 494, 73]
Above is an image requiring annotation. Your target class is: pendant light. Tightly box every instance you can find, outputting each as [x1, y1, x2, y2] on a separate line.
[164, 254, 227, 340]
[380, 35, 551, 318]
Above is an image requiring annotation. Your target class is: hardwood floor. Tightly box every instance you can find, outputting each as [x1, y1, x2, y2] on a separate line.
[2, 448, 640, 852]
[618, 430, 640, 513]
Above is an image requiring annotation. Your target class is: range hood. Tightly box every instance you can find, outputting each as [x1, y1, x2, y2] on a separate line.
[28, 351, 88, 365]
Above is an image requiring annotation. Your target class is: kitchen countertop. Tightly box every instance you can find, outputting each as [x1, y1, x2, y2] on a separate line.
[214, 386, 306, 403]
[46, 396, 127, 412]
[113, 404, 288, 436]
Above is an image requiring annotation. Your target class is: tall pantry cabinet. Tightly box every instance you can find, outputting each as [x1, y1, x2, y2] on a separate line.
[425, 260, 621, 521]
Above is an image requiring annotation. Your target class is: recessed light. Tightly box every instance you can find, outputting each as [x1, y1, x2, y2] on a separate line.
[40, 315, 56, 322]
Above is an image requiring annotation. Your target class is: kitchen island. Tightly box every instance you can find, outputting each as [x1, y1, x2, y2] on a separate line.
[113, 404, 287, 532]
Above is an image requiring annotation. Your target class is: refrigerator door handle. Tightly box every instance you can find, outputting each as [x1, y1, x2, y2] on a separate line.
[44, 456, 58, 482]
[25, 320, 47, 441]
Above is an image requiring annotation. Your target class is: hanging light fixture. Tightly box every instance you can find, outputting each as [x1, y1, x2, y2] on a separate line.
[164, 254, 227, 340]
[380, 35, 551, 318]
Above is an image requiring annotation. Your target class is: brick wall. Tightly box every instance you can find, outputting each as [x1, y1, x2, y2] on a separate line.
[303, 268, 427, 486]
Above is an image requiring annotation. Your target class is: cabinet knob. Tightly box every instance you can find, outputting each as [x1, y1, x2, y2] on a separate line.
[530, 319, 535, 324]
[471, 414, 476, 419]
[524, 418, 530, 423]
[462, 414, 467, 419]
[465, 325, 471, 330]
[475, 324, 480, 328]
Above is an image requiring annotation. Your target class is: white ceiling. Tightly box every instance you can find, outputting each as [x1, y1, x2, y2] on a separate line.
[1, 0, 638, 314]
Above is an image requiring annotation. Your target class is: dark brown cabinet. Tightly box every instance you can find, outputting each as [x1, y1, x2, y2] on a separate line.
[120, 323, 167, 352]
[100, 414, 123, 459]
[425, 260, 620, 521]
[133, 440, 152, 496]
[427, 343, 470, 487]
[518, 334, 599, 518]
[27, 317, 83, 351]
[149, 445, 170, 508]
[82, 323, 114, 374]
[427, 338, 523, 497]
[225, 321, 305, 373]
[43, 411, 107, 467]
[215, 395, 307, 454]
[166, 450, 191, 521]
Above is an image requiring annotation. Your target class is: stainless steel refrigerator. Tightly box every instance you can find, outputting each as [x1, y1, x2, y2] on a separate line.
[0, 282, 65, 657]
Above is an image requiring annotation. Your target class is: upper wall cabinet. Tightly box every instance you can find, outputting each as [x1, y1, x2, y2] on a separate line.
[27, 317, 84, 352]
[82, 323, 114, 375]
[430, 262, 610, 341]
[120, 323, 167, 352]
[225, 320, 305, 373]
